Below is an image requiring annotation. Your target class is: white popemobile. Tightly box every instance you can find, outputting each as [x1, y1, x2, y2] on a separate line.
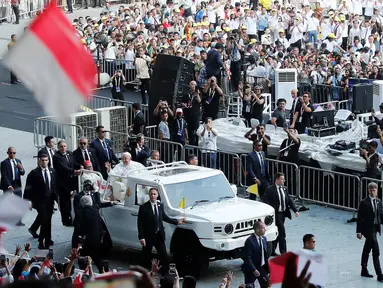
[98, 161, 278, 277]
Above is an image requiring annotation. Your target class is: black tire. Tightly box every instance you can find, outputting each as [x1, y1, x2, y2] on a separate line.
[173, 244, 209, 278]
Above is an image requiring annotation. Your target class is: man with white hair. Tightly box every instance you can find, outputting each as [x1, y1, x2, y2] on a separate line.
[109, 152, 146, 178]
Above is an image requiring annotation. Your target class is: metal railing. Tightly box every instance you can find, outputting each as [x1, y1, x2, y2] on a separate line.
[34, 117, 83, 152]
[299, 165, 360, 212]
[183, 145, 240, 185]
[312, 84, 349, 104]
[360, 177, 383, 200]
[239, 154, 299, 198]
[86, 95, 113, 110]
[145, 137, 184, 163]
[95, 58, 138, 86]
[111, 100, 150, 126]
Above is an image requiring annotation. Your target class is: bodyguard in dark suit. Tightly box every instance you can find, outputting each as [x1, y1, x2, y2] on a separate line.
[24, 154, 58, 249]
[73, 137, 100, 172]
[37, 136, 56, 168]
[131, 134, 150, 167]
[137, 187, 185, 273]
[263, 172, 299, 256]
[0, 146, 25, 226]
[89, 126, 119, 180]
[246, 140, 270, 200]
[242, 221, 269, 288]
[132, 103, 146, 136]
[357, 182, 383, 282]
[53, 140, 81, 226]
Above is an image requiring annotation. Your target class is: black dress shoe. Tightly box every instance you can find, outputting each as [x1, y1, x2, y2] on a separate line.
[46, 240, 54, 246]
[271, 252, 280, 256]
[378, 277, 383, 283]
[63, 221, 73, 227]
[38, 243, 46, 250]
[28, 228, 39, 239]
[361, 271, 374, 278]
[16, 222, 25, 226]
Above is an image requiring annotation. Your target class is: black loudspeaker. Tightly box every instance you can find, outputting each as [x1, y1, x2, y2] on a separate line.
[352, 84, 373, 113]
[149, 55, 195, 125]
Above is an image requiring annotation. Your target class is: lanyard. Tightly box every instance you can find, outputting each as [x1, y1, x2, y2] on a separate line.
[116, 76, 120, 87]
[208, 88, 215, 101]
[177, 119, 184, 131]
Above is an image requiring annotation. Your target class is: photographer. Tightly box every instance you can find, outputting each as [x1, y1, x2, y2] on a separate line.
[110, 70, 125, 106]
[226, 31, 243, 92]
[244, 124, 271, 155]
[250, 85, 265, 124]
[134, 46, 152, 105]
[131, 134, 151, 167]
[202, 76, 224, 120]
[278, 127, 301, 165]
[0, 256, 13, 284]
[290, 91, 314, 134]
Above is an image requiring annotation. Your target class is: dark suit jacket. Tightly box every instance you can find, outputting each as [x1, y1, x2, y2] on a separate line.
[132, 111, 146, 135]
[79, 205, 103, 247]
[52, 151, 77, 192]
[137, 201, 178, 242]
[89, 138, 119, 179]
[243, 234, 269, 275]
[131, 145, 150, 167]
[357, 197, 383, 236]
[246, 151, 270, 185]
[0, 158, 25, 191]
[37, 147, 56, 168]
[263, 184, 298, 220]
[72, 147, 101, 172]
[24, 167, 58, 208]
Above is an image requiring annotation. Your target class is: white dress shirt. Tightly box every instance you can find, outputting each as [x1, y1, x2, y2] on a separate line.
[41, 167, 51, 190]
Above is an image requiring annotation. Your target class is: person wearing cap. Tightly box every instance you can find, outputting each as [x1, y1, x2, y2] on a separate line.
[322, 33, 337, 52]
[306, 13, 320, 47]
[277, 29, 289, 49]
[202, 76, 224, 120]
[268, 9, 281, 43]
[172, 108, 189, 148]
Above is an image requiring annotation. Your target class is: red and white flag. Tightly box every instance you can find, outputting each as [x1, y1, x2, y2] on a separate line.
[4, 2, 96, 120]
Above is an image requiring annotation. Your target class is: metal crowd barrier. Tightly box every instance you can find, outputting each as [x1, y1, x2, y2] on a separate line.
[86, 95, 113, 110]
[360, 177, 383, 200]
[112, 100, 150, 126]
[145, 137, 184, 163]
[183, 145, 240, 185]
[239, 154, 299, 198]
[299, 165, 360, 212]
[312, 84, 349, 104]
[34, 117, 83, 151]
[96, 58, 138, 86]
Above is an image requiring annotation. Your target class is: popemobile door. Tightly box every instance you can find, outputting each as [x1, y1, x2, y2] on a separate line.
[100, 178, 131, 246]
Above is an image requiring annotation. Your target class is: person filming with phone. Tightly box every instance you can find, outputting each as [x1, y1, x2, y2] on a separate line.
[202, 76, 224, 120]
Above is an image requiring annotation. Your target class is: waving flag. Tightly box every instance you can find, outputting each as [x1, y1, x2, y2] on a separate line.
[4, 2, 96, 120]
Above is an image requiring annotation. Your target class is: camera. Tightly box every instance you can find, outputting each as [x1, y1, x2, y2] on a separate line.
[83, 180, 94, 193]
[78, 256, 89, 270]
[0, 255, 6, 266]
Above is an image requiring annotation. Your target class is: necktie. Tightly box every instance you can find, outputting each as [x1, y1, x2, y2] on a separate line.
[154, 204, 159, 232]
[13, 160, 19, 181]
[102, 141, 110, 161]
[83, 150, 89, 161]
[259, 236, 265, 266]
[44, 169, 51, 195]
[374, 199, 379, 224]
[49, 149, 54, 167]
[260, 153, 266, 176]
[279, 186, 286, 212]
[65, 154, 70, 165]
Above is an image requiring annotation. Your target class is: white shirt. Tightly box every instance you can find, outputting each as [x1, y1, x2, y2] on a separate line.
[207, 5, 216, 23]
[258, 235, 265, 266]
[198, 127, 218, 153]
[277, 185, 286, 212]
[306, 17, 319, 32]
[10, 159, 17, 181]
[82, 149, 90, 162]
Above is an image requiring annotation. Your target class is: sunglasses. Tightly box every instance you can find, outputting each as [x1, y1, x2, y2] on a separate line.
[8, 152, 16, 154]
[100, 131, 106, 133]
[80, 142, 87, 145]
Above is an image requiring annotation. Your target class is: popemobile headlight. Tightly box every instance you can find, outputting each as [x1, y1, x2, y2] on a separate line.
[224, 224, 234, 235]
[264, 215, 274, 226]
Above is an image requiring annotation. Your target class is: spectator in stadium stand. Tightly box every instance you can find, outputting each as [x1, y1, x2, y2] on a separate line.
[153, 100, 174, 123]
[205, 42, 224, 84]
[53, 140, 81, 227]
[197, 117, 218, 169]
[289, 89, 299, 125]
[246, 140, 270, 200]
[250, 85, 265, 125]
[134, 45, 152, 105]
[244, 124, 271, 156]
[37, 136, 56, 168]
[110, 70, 126, 106]
[202, 76, 224, 120]
[72, 137, 101, 173]
[277, 127, 301, 165]
[187, 154, 198, 166]
[158, 111, 171, 143]
[11, 0, 19, 24]
[360, 141, 382, 180]
[182, 80, 202, 146]
[290, 91, 314, 134]
[89, 126, 119, 180]
[24, 154, 58, 249]
[132, 103, 146, 135]
[130, 133, 151, 167]
[271, 98, 287, 128]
